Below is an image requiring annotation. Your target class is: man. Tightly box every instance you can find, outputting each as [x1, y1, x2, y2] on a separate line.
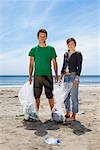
[28, 29, 58, 117]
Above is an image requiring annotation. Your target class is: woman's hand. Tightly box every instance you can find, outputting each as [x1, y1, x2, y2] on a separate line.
[73, 76, 79, 87]
[73, 79, 78, 87]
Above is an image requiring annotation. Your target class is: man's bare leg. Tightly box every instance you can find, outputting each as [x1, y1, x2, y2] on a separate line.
[36, 98, 40, 112]
[48, 97, 54, 110]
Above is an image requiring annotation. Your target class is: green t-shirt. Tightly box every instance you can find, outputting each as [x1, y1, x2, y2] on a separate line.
[28, 45, 57, 76]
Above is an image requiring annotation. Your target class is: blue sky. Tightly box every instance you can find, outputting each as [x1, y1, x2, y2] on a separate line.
[0, 0, 99, 75]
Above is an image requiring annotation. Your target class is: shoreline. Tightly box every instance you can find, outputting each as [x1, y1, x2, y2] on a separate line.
[0, 84, 100, 88]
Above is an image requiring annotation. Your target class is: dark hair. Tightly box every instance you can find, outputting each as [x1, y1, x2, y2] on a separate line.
[66, 38, 76, 46]
[37, 29, 48, 37]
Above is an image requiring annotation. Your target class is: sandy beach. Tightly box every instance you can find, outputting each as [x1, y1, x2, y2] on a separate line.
[0, 85, 100, 150]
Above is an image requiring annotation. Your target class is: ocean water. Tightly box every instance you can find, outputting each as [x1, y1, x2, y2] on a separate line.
[0, 75, 100, 86]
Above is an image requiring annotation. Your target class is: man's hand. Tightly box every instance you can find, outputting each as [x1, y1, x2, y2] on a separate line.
[55, 74, 58, 83]
[29, 76, 32, 84]
[58, 79, 62, 86]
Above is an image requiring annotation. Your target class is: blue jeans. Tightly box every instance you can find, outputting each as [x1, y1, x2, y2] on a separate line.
[64, 75, 79, 113]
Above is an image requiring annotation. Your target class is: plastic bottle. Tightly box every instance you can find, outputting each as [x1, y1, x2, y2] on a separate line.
[44, 135, 60, 145]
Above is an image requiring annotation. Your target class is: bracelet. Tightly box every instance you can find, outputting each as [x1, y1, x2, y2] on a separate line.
[75, 76, 79, 81]
[75, 78, 79, 81]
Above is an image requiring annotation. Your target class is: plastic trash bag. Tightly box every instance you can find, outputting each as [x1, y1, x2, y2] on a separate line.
[51, 107, 65, 123]
[18, 81, 34, 107]
[18, 81, 37, 120]
[51, 82, 73, 122]
[24, 104, 38, 120]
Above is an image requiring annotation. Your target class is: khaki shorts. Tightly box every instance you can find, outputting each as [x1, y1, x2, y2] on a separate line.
[34, 75, 53, 99]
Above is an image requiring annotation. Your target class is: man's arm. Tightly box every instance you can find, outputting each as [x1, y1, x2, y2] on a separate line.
[29, 57, 34, 84]
[52, 58, 58, 82]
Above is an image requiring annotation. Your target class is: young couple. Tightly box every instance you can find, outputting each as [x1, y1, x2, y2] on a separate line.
[29, 29, 83, 121]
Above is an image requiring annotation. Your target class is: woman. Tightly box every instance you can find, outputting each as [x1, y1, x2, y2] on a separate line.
[60, 38, 83, 121]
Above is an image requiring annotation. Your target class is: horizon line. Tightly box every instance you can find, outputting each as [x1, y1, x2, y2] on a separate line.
[0, 75, 100, 77]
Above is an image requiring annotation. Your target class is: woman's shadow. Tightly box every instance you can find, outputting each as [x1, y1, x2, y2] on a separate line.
[63, 120, 92, 136]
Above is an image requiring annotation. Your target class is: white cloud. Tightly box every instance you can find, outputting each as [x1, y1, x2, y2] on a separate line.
[0, 44, 32, 75]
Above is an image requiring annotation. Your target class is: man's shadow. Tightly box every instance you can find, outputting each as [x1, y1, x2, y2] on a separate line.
[21, 119, 60, 137]
[19, 119, 92, 137]
[63, 120, 92, 136]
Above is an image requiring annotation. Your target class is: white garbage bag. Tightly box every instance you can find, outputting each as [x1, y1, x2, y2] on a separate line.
[18, 81, 37, 120]
[51, 82, 73, 122]
[18, 81, 34, 106]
